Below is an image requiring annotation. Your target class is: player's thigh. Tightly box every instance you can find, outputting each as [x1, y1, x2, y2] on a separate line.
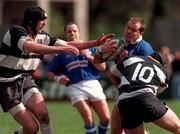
[90, 99, 110, 120]
[153, 106, 180, 132]
[74, 100, 93, 118]
[111, 104, 121, 125]
[25, 88, 48, 118]
[111, 104, 124, 134]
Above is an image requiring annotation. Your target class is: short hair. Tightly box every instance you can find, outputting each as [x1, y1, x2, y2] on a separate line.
[129, 17, 145, 33]
[64, 22, 79, 33]
[23, 6, 47, 25]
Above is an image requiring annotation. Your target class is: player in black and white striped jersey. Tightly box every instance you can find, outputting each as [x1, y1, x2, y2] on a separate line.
[110, 51, 180, 134]
[0, 6, 115, 134]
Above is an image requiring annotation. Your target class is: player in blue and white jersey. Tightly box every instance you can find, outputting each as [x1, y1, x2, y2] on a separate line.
[0, 6, 114, 134]
[110, 51, 180, 134]
[47, 22, 110, 134]
[108, 17, 154, 134]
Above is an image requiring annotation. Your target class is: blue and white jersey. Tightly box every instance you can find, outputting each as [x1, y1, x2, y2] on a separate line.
[0, 25, 57, 82]
[124, 37, 154, 56]
[48, 48, 100, 86]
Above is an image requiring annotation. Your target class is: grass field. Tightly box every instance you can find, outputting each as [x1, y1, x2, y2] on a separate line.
[0, 100, 180, 134]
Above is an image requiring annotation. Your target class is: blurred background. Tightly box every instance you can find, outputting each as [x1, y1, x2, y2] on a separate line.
[0, 0, 180, 100]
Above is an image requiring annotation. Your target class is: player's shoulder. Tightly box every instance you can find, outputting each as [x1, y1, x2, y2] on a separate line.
[138, 39, 151, 47]
[10, 25, 27, 34]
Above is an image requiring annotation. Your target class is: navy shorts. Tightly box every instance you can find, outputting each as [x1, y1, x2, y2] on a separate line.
[0, 76, 37, 112]
[118, 93, 168, 129]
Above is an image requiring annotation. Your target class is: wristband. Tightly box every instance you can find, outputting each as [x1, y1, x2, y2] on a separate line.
[53, 75, 63, 83]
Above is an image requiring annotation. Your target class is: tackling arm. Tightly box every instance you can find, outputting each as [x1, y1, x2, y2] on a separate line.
[23, 40, 79, 55]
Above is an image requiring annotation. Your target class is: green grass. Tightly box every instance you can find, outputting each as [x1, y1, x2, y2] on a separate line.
[0, 100, 179, 134]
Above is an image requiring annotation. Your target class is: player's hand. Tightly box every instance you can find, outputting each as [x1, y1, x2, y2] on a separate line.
[99, 39, 118, 54]
[97, 33, 115, 45]
[81, 49, 94, 62]
[60, 45, 79, 55]
[59, 75, 70, 86]
[81, 49, 90, 57]
[117, 49, 128, 63]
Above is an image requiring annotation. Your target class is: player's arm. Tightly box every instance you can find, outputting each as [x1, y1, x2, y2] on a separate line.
[93, 52, 105, 63]
[22, 40, 79, 55]
[93, 40, 118, 63]
[47, 71, 69, 86]
[55, 34, 114, 50]
[81, 49, 106, 71]
[47, 56, 70, 86]
[10, 26, 79, 55]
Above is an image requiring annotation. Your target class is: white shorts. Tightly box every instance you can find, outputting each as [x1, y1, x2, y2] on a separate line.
[67, 80, 106, 105]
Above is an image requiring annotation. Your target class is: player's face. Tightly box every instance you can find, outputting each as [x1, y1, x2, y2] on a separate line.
[65, 24, 80, 41]
[124, 20, 143, 44]
[36, 19, 47, 33]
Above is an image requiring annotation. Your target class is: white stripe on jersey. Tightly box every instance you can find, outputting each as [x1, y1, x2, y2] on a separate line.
[0, 54, 41, 71]
[3, 31, 11, 46]
[54, 39, 67, 46]
[34, 34, 51, 45]
[119, 76, 130, 87]
[153, 64, 166, 84]
[123, 57, 144, 67]
[0, 74, 22, 82]
[118, 87, 157, 101]
[18, 36, 31, 50]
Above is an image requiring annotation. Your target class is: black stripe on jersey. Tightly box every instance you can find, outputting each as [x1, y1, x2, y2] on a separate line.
[10, 25, 28, 47]
[49, 37, 57, 46]
[0, 66, 34, 78]
[118, 85, 156, 95]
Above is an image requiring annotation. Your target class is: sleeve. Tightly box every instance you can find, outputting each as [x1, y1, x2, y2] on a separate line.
[89, 47, 96, 55]
[54, 39, 67, 46]
[9, 25, 31, 51]
[140, 42, 154, 56]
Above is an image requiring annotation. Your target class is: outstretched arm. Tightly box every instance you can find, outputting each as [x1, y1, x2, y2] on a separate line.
[67, 34, 115, 50]
[23, 40, 79, 55]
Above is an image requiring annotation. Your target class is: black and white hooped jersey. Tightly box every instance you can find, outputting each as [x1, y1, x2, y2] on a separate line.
[0, 25, 57, 82]
[115, 56, 168, 100]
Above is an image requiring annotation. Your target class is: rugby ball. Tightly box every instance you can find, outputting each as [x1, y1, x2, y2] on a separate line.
[102, 38, 125, 61]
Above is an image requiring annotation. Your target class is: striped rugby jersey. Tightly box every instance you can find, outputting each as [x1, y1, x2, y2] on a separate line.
[115, 56, 168, 100]
[0, 25, 57, 82]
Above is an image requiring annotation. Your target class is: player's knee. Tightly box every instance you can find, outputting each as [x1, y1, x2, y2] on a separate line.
[101, 117, 110, 124]
[100, 116, 110, 125]
[83, 115, 94, 125]
[99, 112, 110, 125]
[37, 109, 49, 123]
